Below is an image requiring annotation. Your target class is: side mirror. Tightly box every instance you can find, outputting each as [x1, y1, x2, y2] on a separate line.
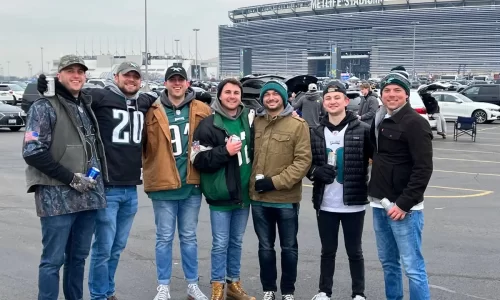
[455, 99, 463, 103]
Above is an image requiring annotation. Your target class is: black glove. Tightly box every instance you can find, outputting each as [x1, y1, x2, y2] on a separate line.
[37, 74, 49, 94]
[255, 177, 275, 193]
[69, 173, 97, 193]
[312, 165, 336, 184]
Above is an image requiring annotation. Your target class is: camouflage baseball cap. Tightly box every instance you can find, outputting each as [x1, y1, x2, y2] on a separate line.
[58, 55, 88, 72]
[115, 61, 142, 78]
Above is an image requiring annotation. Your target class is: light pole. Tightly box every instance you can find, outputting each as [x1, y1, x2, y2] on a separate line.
[193, 29, 200, 80]
[47, 61, 51, 72]
[144, 0, 149, 90]
[7, 61, 10, 81]
[175, 39, 180, 60]
[411, 21, 419, 80]
[41, 47, 44, 73]
[284, 48, 289, 76]
[0, 65, 3, 80]
[26, 61, 31, 77]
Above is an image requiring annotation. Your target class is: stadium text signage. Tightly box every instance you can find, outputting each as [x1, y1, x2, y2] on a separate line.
[311, 0, 382, 9]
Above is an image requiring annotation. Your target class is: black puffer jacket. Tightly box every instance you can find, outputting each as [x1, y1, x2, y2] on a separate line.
[307, 112, 373, 211]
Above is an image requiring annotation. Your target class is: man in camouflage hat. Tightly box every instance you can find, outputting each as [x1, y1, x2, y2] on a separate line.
[23, 54, 107, 300]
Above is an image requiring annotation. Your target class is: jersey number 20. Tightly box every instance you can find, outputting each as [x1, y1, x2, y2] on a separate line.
[112, 109, 144, 144]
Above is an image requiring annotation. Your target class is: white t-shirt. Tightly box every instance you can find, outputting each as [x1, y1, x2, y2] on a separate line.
[321, 125, 366, 213]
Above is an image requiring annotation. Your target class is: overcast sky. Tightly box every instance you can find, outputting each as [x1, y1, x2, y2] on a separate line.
[0, 0, 285, 77]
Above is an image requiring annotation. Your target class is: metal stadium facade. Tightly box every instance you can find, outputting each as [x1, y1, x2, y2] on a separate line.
[218, 0, 500, 79]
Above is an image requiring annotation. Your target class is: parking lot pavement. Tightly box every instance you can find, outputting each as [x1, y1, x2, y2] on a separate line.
[0, 122, 499, 300]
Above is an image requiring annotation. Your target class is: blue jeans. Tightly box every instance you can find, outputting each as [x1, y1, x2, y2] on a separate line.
[89, 186, 138, 300]
[38, 210, 97, 300]
[372, 208, 431, 300]
[251, 204, 299, 295]
[152, 195, 202, 285]
[210, 207, 250, 283]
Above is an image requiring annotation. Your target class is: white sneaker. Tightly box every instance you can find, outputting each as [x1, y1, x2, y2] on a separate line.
[353, 296, 366, 300]
[187, 283, 208, 300]
[263, 291, 276, 300]
[282, 295, 294, 300]
[311, 292, 330, 300]
[154, 284, 171, 300]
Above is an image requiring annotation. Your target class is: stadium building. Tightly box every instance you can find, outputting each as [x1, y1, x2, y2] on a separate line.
[218, 0, 500, 79]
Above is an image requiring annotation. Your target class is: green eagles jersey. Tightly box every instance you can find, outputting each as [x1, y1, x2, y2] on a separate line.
[148, 104, 201, 201]
[210, 116, 252, 211]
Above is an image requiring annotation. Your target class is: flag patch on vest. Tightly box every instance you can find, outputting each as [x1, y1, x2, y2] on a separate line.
[24, 131, 39, 142]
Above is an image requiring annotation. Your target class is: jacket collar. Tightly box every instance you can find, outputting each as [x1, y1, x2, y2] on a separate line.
[387, 102, 411, 123]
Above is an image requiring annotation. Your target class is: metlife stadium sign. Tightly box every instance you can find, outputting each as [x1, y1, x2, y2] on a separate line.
[311, 0, 382, 9]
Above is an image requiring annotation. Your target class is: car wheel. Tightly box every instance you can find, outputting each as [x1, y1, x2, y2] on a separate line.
[9, 127, 21, 132]
[472, 109, 487, 124]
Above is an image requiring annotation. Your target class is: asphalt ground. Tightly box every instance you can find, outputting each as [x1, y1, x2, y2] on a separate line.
[0, 122, 499, 300]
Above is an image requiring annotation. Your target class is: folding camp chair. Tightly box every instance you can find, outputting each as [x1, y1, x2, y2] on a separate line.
[454, 116, 476, 142]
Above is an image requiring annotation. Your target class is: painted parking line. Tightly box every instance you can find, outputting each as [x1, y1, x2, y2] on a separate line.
[302, 184, 493, 198]
[477, 127, 497, 132]
[434, 157, 500, 164]
[425, 185, 493, 198]
[433, 148, 499, 155]
[434, 169, 500, 177]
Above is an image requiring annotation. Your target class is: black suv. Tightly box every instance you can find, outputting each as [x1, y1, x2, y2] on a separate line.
[461, 84, 500, 106]
[21, 83, 41, 113]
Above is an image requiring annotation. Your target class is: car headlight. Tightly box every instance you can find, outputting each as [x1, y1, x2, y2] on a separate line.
[486, 108, 500, 112]
[0, 113, 4, 117]
[20, 111, 27, 117]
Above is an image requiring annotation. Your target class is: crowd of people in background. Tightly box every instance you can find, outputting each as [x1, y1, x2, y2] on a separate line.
[23, 55, 433, 300]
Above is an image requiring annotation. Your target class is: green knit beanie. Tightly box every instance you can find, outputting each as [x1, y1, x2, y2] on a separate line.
[259, 80, 289, 106]
[380, 66, 411, 95]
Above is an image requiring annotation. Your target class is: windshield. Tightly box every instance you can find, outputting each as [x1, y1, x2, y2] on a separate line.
[454, 93, 473, 102]
[8, 84, 24, 91]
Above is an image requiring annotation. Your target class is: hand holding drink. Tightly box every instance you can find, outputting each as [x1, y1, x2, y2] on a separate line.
[226, 135, 242, 156]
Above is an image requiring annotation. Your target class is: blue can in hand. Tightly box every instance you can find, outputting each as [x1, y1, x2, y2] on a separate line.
[86, 167, 100, 179]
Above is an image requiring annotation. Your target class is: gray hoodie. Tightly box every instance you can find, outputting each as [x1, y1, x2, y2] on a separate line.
[257, 103, 295, 117]
[160, 87, 196, 109]
[292, 91, 324, 128]
[211, 96, 245, 120]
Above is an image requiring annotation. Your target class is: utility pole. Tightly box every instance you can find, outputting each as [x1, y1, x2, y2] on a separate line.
[7, 61, 10, 81]
[41, 47, 44, 73]
[144, 0, 149, 90]
[411, 21, 419, 80]
[193, 29, 200, 80]
[285, 48, 289, 76]
[175, 39, 180, 60]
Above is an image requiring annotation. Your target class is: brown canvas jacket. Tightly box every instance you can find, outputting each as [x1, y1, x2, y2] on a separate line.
[142, 98, 211, 192]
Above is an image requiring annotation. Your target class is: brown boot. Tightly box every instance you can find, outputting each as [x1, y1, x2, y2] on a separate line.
[211, 282, 225, 300]
[226, 281, 256, 300]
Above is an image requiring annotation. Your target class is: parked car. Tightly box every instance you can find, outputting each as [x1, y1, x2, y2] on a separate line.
[0, 89, 15, 105]
[0, 100, 27, 131]
[409, 91, 437, 129]
[0, 84, 25, 105]
[21, 82, 102, 113]
[460, 84, 500, 106]
[432, 91, 500, 124]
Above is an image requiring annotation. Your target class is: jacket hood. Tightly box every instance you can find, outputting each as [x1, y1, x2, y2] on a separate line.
[211, 95, 245, 120]
[256, 103, 295, 117]
[161, 87, 196, 109]
[305, 91, 321, 101]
